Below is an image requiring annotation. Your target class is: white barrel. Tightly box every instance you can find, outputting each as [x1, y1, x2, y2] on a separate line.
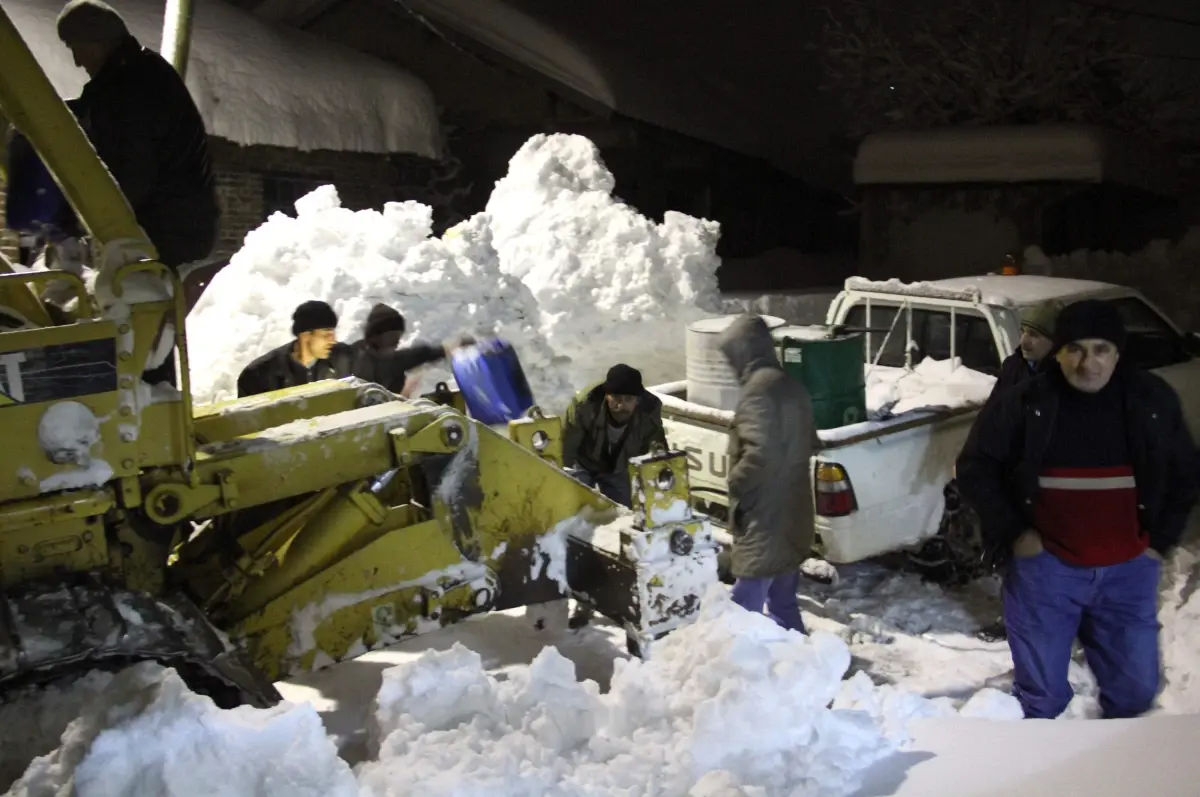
[686, 314, 785, 410]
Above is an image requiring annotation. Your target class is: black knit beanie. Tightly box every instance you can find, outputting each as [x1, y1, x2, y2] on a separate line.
[603, 363, 643, 396]
[1054, 299, 1127, 352]
[292, 300, 338, 336]
[364, 304, 405, 339]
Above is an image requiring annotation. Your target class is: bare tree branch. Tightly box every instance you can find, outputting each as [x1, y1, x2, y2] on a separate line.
[811, 0, 1197, 146]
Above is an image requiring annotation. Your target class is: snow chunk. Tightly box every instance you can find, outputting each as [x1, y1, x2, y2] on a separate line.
[5, 662, 358, 797]
[8, 0, 439, 157]
[359, 584, 942, 796]
[36, 401, 113, 492]
[866, 358, 996, 418]
[189, 134, 723, 412]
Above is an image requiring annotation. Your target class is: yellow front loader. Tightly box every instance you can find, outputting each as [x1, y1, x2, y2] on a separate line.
[0, 8, 718, 707]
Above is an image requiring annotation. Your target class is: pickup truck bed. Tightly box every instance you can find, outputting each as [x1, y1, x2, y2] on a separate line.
[651, 380, 983, 563]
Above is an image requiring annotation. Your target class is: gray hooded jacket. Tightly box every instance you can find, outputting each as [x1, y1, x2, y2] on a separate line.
[716, 314, 818, 579]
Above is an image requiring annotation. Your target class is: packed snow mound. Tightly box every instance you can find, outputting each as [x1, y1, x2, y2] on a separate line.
[5, 662, 358, 797]
[0, 671, 117, 793]
[188, 134, 723, 411]
[188, 194, 568, 405]
[357, 585, 1019, 797]
[867, 357, 997, 417]
[486, 134, 723, 383]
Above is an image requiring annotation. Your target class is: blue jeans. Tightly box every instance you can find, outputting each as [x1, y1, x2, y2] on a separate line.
[1004, 549, 1161, 719]
[730, 571, 806, 633]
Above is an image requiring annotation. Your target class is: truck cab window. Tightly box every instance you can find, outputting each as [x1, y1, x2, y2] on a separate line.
[1104, 297, 1189, 370]
[843, 305, 1001, 375]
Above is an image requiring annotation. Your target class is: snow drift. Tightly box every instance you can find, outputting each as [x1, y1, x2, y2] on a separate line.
[188, 134, 724, 411]
[4, 663, 359, 797]
[5, 588, 1022, 797]
[357, 585, 1019, 797]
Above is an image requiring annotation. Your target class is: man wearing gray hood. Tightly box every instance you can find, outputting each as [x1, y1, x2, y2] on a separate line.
[716, 314, 818, 632]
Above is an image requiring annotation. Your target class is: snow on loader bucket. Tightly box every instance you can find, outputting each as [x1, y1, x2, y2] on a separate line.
[0, 4, 718, 707]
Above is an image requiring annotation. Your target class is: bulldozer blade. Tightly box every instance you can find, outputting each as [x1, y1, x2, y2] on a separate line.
[0, 574, 280, 708]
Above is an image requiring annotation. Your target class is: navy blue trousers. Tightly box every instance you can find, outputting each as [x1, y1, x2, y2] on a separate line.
[1003, 549, 1161, 719]
[730, 571, 807, 633]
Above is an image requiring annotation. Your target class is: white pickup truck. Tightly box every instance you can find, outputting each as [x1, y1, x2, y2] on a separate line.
[651, 275, 1200, 564]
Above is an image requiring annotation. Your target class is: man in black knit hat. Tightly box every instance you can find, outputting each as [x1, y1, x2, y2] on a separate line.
[561, 363, 667, 628]
[958, 299, 1198, 719]
[350, 303, 449, 396]
[236, 300, 465, 398]
[562, 364, 667, 508]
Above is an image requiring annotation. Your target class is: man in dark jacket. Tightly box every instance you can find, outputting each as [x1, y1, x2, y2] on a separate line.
[236, 300, 454, 399]
[561, 363, 667, 629]
[562, 364, 667, 508]
[957, 300, 1198, 719]
[57, 0, 219, 270]
[989, 299, 1063, 400]
[351, 304, 419, 395]
[717, 314, 818, 633]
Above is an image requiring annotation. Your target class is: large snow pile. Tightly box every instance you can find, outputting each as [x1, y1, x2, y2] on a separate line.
[866, 358, 997, 417]
[188, 134, 723, 411]
[485, 134, 722, 380]
[8, 0, 439, 157]
[357, 585, 1019, 797]
[5, 663, 359, 797]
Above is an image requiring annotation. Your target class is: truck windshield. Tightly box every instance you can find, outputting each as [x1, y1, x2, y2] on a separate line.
[842, 304, 1002, 375]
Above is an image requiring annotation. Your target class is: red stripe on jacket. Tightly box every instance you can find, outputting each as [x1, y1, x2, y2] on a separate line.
[1032, 465, 1147, 567]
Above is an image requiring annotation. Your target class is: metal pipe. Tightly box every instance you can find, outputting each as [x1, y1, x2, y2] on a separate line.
[161, 0, 196, 79]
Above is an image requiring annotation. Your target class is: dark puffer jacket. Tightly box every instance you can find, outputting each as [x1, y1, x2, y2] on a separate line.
[717, 315, 818, 579]
[957, 364, 1199, 566]
[562, 383, 667, 476]
[73, 35, 218, 267]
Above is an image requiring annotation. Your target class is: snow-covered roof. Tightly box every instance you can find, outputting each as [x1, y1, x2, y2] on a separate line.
[929, 275, 1126, 308]
[7, 0, 440, 158]
[853, 126, 1176, 196]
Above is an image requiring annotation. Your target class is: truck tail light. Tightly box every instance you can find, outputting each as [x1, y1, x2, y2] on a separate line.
[814, 462, 856, 517]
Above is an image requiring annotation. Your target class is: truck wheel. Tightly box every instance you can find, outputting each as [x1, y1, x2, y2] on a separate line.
[907, 480, 985, 585]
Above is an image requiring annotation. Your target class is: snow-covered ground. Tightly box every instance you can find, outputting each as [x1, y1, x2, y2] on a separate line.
[6, 511, 1199, 795]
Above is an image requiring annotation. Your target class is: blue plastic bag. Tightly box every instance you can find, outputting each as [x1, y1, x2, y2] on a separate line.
[450, 338, 535, 425]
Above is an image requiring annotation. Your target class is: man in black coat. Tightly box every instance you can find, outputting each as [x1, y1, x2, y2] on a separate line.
[236, 300, 461, 399]
[957, 300, 1198, 719]
[56, 0, 219, 270]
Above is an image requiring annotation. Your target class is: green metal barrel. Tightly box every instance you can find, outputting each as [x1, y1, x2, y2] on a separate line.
[772, 326, 867, 430]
